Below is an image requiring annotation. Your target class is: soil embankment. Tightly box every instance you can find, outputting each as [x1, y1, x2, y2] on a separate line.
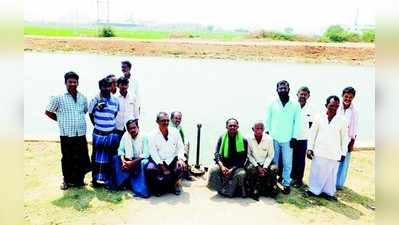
[25, 36, 375, 65]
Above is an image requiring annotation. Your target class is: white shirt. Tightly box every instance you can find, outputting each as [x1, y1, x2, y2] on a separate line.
[128, 76, 140, 111]
[247, 134, 275, 168]
[117, 132, 148, 160]
[339, 103, 358, 140]
[297, 103, 313, 140]
[115, 92, 139, 131]
[148, 127, 186, 165]
[308, 113, 348, 160]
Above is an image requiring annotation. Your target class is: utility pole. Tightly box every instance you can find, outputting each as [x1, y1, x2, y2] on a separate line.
[354, 8, 359, 31]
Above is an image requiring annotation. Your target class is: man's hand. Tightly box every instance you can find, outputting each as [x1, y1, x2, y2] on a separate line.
[225, 168, 234, 177]
[306, 150, 314, 160]
[289, 138, 297, 148]
[257, 166, 266, 177]
[176, 159, 187, 171]
[348, 139, 355, 152]
[339, 155, 346, 162]
[219, 164, 230, 177]
[160, 164, 171, 176]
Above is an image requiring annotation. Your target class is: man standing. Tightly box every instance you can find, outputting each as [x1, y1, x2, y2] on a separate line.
[207, 118, 248, 198]
[291, 86, 313, 188]
[114, 77, 139, 137]
[246, 121, 279, 200]
[336, 87, 358, 190]
[89, 77, 120, 187]
[170, 111, 194, 181]
[112, 119, 150, 198]
[121, 60, 140, 115]
[305, 96, 348, 201]
[265, 80, 301, 194]
[146, 112, 187, 196]
[45, 71, 91, 190]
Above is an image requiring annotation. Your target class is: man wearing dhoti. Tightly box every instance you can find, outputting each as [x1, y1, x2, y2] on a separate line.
[305, 95, 348, 201]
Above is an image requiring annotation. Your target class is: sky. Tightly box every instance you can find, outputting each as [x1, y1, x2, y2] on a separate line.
[24, 0, 375, 34]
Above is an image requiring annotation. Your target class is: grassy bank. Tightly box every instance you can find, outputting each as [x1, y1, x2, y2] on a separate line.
[24, 141, 374, 225]
[24, 25, 246, 41]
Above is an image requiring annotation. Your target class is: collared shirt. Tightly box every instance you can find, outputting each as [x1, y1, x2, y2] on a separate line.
[308, 113, 348, 160]
[148, 127, 186, 165]
[117, 133, 149, 160]
[265, 99, 302, 143]
[247, 134, 274, 168]
[46, 92, 88, 137]
[115, 92, 139, 131]
[170, 124, 186, 144]
[339, 103, 358, 140]
[297, 103, 313, 140]
[88, 95, 119, 132]
[127, 76, 140, 112]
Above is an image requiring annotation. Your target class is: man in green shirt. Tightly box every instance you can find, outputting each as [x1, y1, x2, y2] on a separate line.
[265, 80, 301, 194]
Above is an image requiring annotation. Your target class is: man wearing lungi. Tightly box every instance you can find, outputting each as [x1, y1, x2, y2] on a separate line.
[89, 77, 120, 187]
[45, 71, 91, 190]
[305, 95, 348, 201]
[112, 119, 150, 198]
[207, 118, 248, 198]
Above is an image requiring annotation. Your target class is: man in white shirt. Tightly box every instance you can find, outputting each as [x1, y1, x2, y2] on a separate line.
[305, 96, 348, 201]
[114, 77, 139, 137]
[146, 112, 187, 196]
[246, 121, 279, 200]
[121, 60, 140, 116]
[112, 119, 150, 198]
[291, 86, 313, 188]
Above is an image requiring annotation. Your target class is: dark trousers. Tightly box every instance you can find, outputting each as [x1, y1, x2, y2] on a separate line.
[145, 157, 184, 196]
[291, 140, 308, 183]
[60, 136, 91, 185]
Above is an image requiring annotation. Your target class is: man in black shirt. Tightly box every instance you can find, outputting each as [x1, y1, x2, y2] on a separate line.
[207, 118, 248, 197]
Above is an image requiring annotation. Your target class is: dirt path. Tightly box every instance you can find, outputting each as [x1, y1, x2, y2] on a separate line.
[24, 36, 375, 65]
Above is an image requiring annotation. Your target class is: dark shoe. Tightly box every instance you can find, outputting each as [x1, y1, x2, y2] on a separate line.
[293, 181, 303, 188]
[304, 189, 316, 197]
[282, 186, 291, 195]
[174, 185, 182, 195]
[60, 182, 69, 190]
[91, 180, 101, 188]
[320, 192, 337, 201]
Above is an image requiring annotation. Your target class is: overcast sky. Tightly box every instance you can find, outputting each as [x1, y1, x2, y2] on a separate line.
[24, 0, 375, 33]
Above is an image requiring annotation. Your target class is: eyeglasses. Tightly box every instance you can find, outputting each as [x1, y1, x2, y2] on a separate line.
[159, 119, 169, 122]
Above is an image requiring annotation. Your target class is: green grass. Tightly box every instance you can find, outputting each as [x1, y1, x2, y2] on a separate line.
[24, 25, 246, 41]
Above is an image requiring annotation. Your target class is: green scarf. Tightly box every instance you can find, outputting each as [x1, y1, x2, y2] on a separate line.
[219, 132, 245, 158]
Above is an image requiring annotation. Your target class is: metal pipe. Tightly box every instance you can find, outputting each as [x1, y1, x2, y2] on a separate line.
[195, 124, 202, 168]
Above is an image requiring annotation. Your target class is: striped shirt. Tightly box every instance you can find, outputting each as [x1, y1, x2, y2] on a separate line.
[46, 92, 88, 137]
[88, 95, 119, 132]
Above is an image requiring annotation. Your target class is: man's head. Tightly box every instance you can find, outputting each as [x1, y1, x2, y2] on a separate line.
[156, 112, 170, 129]
[297, 86, 310, 107]
[117, 76, 129, 96]
[252, 121, 265, 138]
[325, 95, 340, 116]
[98, 77, 112, 98]
[171, 111, 182, 127]
[126, 119, 139, 138]
[106, 74, 117, 94]
[121, 61, 132, 76]
[342, 86, 356, 107]
[276, 80, 290, 100]
[225, 118, 239, 136]
[64, 71, 79, 94]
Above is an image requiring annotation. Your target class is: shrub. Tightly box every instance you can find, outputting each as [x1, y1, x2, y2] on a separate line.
[323, 25, 347, 42]
[98, 26, 115, 37]
[361, 29, 375, 42]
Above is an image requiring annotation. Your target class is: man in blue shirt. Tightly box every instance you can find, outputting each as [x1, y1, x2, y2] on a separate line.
[265, 80, 301, 194]
[89, 77, 120, 187]
[45, 71, 91, 190]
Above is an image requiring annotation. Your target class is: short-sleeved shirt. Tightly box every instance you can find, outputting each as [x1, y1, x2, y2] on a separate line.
[46, 92, 88, 137]
[88, 95, 119, 132]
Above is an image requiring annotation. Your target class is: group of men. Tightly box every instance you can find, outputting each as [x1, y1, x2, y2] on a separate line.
[46, 64, 358, 201]
[207, 80, 358, 201]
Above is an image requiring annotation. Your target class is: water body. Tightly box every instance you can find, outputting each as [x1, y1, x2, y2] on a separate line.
[24, 52, 375, 165]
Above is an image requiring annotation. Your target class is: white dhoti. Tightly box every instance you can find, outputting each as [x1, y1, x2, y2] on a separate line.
[308, 156, 338, 196]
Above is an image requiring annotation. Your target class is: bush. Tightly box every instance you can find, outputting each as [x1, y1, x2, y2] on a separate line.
[323, 25, 347, 42]
[98, 26, 115, 37]
[259, 31, 295, 41]
[361, 29, 375, 42]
